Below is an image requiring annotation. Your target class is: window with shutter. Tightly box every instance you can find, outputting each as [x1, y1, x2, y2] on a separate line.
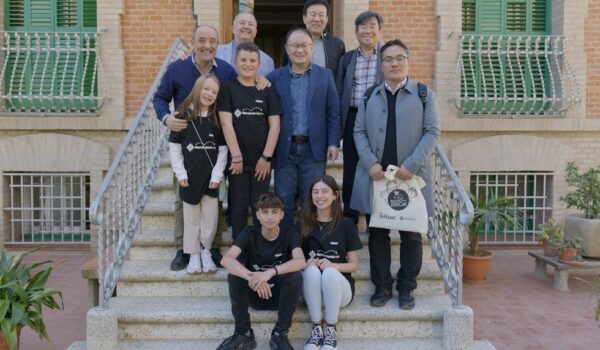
[3, 0, 98, 113]
[460, 0, 552, 115]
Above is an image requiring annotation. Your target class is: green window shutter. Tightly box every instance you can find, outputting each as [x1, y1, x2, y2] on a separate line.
[82, 0, 97, 29]
[462, 0, 476, 33]
[6, 0, 26, 28]
[477, 0, 502, 33]
[531, 0, 549, 34]
[506, 0, 526, 33]
[56, 0, 79, 28]
[29, 0, 53, 30]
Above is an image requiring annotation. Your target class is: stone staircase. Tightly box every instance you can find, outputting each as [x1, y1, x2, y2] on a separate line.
[69, 156, 495, 350]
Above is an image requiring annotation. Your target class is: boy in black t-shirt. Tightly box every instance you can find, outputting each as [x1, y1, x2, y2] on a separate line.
[218, 192, 306, 350]
[217, 42, 281, 242]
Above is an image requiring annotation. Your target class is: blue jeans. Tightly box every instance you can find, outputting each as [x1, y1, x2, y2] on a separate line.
[274, 143, 326, 225]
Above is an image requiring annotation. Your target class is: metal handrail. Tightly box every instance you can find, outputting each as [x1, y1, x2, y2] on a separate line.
[428, 144, 474, 308]
[0, 31, 105, 114]
[89, 38, 189, 309]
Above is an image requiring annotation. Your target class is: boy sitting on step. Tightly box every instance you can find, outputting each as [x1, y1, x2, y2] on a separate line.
[217, 191, 306, 350]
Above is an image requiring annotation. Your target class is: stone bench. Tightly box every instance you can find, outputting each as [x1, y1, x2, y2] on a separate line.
[528, 251, 599, 292]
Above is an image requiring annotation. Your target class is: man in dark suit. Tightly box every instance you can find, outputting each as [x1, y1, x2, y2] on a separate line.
[336, 11, 384, 226]
[267, 28, 341, 225]
[282, 0, 345, 77]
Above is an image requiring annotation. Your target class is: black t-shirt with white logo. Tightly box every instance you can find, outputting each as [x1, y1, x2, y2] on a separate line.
[217, 79, 281, 171]
[301, 217, 363, 297]
[234, 224, 300, 272]
[169, 116, 225, 205]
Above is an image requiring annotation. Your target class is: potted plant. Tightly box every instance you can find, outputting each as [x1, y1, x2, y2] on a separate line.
[464, 192, 521, 282]
[537, 220, 563, 257]
[0, 250, 64, 350]
[560, 162, 600, 258]
[557, 237, 583, 263]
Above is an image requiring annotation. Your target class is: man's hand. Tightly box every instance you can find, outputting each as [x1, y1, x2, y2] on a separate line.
[165, 112, 187, 132]
[255, 76, 271, 90]
[254, 158, 271, 181]
[229, 160, 243, 175]
[179, 179, 189, 187]
[395, 165, 413, 181]
[208, 181, 219, 189]
[369, 162, 384, 181]
[254, 281, 274, 299]
[327, 147, 338, 161]
[248, 269, 275, 290]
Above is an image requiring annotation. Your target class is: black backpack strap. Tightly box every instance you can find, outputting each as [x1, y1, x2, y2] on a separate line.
[363, 85, 378, 109]
[417, 82, 428, 112]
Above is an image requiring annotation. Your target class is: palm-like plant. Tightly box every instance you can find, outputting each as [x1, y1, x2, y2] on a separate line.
[0, 250, 64, 350]
[467, 193, 521, 255]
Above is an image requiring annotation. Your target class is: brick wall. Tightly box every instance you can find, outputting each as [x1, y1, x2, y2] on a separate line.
[585, 0, 600, 119]
[369, 0, 437, 87]
[121, 0, 196, 118]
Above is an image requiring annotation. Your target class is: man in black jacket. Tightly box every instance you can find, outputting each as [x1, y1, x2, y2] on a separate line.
[283, 0, 345, 77]
[336, 11, 384, 226]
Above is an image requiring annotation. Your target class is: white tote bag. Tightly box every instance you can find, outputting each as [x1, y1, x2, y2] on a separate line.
[369, 165, 428, 233]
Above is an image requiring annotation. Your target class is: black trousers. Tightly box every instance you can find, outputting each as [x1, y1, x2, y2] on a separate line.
[228, 171, 270, 241]
[366, 215, 423, 292]
[228, 272, 302, 335]
[342, 108, 360, 224]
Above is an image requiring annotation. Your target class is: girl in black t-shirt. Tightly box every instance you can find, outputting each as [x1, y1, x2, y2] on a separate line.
[169, 74, 228, 274]
[299, 175, 363, 350]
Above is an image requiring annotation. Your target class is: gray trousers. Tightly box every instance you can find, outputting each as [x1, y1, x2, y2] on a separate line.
[302, 266, 352, 325]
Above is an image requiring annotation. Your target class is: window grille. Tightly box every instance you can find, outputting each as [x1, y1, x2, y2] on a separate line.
[3, 173, 90, 244]
[469, 171, 553, 244]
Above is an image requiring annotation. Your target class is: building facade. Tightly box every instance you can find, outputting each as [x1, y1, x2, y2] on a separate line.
[1, 0, 598, 249]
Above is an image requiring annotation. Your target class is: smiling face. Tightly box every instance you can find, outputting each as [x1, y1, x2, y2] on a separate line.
[303, 4, 328, 37]
[356, 16, 381, 50]
[381, 44, 409, 85]
[256, 208, 284, 231]
[286, 30, 313, 68]
[235, 49, 260, 80]
[192, 26, 218, 64]
[199, 77, 219, 108]
[233, 13, 257, 44]
[311, 181, 338, 212]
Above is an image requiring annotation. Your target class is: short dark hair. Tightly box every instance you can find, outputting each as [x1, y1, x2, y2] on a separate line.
[235, 42, 260, 59]
[285, 27, 312, 44]
[380, 39, 410, 60]
[303, 0, 329, 16]
[256, 191, 284, 210]
[354, 11, 383, 31]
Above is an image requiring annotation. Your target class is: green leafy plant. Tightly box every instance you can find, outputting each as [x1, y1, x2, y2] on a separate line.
[557, 236, 583, 253]
[536, 220, 563, 246]
[467, 192, 521, 256]
[560, 162, 600, 219]
[0, 250, 64, 350]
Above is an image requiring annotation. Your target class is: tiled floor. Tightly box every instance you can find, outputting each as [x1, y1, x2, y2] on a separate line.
[8, 248, 600, 350]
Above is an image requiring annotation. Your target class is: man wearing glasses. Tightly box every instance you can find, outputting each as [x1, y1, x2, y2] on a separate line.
[267, 28, 341, 226]
[351, 39, 440, 310]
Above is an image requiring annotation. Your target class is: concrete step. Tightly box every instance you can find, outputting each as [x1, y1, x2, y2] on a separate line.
[117, 259, 444, 298]
[68, 338, 497, 350]
[111, 294, 449, 341]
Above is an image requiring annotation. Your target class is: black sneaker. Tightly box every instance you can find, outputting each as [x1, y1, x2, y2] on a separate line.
[270, 330, 294, 350]
[217, 329, 257, 350]
[398, 290, 415, 310]
[369, 287, 392, 307]
[322, 326, 338, 350]
[304, 324, 323, 350]
[170, 249, 189, 271]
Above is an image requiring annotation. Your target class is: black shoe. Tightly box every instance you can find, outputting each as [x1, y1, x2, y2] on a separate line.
[398, 290, 415, 310]
[217, 329, 257, 350]
[211, 247, 223, 268]
[170, 249, 189, 271]
[270, 330, 293, 350]
[370, 287, 392, 307]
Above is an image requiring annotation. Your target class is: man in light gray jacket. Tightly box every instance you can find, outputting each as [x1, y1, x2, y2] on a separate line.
[351, 39, 440, 310]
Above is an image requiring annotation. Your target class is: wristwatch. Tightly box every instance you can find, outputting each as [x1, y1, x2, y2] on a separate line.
[260, 154, 273, 162]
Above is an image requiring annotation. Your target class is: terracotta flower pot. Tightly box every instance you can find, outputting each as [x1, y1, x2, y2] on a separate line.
[463, 250, 493, 282]
[0, 326, 21, 350]
[542, 240, 558, 257]
[559, 247, 578, 262]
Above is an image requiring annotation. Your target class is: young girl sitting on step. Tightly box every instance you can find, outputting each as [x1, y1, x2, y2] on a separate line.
[300, 175, 363, 350]
[169, 73, 228, 274]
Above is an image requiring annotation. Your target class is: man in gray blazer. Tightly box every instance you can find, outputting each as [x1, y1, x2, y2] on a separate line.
[351, 39, 440, 309]
[336, 11, 384, 226]
[216, 12, 275, 76]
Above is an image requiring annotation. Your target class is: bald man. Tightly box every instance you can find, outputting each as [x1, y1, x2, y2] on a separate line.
[217, 12, 275, 76]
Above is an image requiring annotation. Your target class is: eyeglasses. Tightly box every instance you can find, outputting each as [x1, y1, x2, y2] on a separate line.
[382, 55, 408, 64]
[286, 43, 313, 51]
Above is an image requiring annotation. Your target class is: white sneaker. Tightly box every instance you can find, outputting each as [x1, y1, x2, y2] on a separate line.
[201, 248, 217, 273]
[321, 326, 337, 350]
[304, 324, 323, 350]
[186, 253, 202, 274]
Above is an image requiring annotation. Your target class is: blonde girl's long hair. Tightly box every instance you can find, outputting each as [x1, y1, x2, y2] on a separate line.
[176, 73, 221, 127]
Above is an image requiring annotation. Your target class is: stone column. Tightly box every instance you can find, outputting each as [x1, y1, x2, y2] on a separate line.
[443, 305, 473, 350]
[87, 307, 118, 350]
